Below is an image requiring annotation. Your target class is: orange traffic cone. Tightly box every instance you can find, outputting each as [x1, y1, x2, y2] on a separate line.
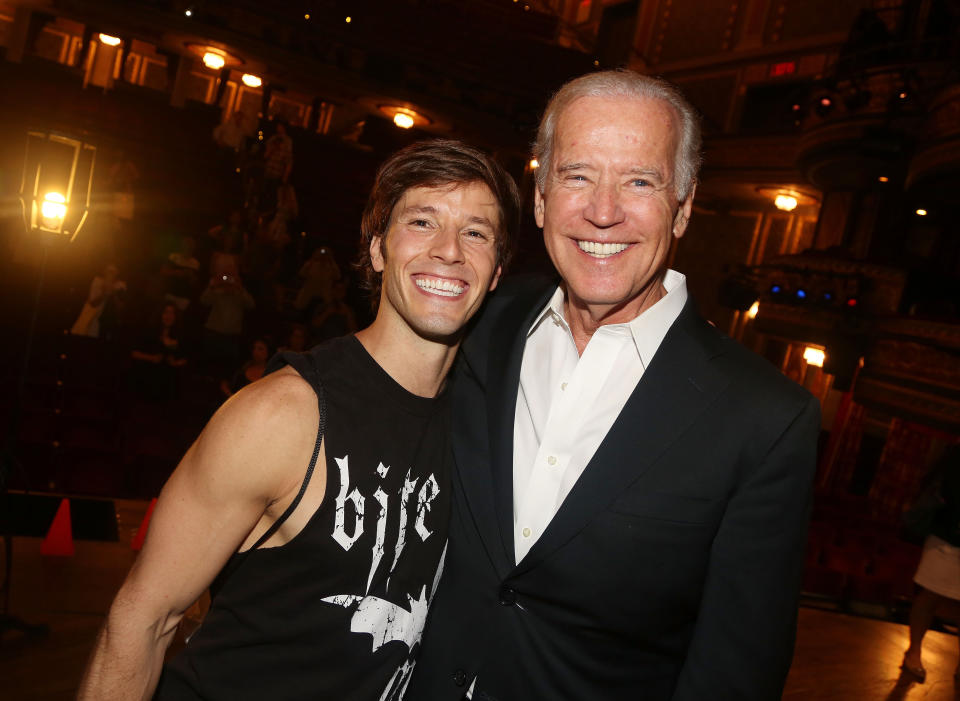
[131, 498, 158, 551]
[41, 498, 75, 557]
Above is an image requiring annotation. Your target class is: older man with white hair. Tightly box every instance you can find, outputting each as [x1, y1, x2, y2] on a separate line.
[408, 70, 820, 701]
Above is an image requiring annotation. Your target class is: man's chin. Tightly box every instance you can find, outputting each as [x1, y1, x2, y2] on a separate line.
[410, 320, 466, 346]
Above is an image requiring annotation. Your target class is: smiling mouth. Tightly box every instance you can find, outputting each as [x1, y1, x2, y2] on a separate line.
[576, 240, 631, 258]
[414, 275, 466, 297]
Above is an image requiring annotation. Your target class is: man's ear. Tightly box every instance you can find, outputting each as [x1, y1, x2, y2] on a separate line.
[534, 187, 545, 229]
[488, 264, 502, 293]
[369, 235, 385, 273]
[673, 184, 696, 240]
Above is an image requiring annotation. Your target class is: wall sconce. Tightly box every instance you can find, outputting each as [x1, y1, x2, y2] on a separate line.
[241, 73, 262, 88]
[756, 187, 818, 212]
[19, 131, 96, 242]
[803, 346, 825, 367]
[98, 33, 122, 46]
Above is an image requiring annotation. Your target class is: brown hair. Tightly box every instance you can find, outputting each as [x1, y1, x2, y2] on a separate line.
[357, 139, 520, 304]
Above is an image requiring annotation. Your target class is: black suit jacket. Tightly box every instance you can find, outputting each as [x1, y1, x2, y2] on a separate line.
[408, 276, 820, 701]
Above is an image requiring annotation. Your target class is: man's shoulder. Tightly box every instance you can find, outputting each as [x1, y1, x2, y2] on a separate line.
[683, 306, 814, 411]
[223, 368, 318, 433]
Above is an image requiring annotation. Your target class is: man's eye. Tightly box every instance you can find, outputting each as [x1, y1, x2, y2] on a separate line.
[464, 229, 487, 240]
[631, 178, 650, 188]
[410, 219, 431, 227]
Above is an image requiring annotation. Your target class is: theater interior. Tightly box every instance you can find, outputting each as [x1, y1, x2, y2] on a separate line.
[0, 0, 958, 698]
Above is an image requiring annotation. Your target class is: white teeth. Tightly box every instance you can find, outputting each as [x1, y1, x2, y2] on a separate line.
[415, 277, 465, 296]
[577, 240, 629, 257]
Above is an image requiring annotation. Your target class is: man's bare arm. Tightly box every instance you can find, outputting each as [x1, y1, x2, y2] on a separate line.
[78, 369, 319, 700]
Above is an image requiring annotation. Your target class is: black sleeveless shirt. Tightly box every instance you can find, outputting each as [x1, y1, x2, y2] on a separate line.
[156, 335, 452, 700]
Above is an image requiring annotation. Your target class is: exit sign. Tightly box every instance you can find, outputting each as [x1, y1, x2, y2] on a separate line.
[769, 61, 797, 77]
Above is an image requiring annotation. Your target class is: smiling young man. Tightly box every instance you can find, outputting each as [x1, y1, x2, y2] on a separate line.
[78, 140, 519, 701]
[409, 71, 820, 701]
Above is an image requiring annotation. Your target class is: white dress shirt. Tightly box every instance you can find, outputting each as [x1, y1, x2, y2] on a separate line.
[512, 269, 688, 563]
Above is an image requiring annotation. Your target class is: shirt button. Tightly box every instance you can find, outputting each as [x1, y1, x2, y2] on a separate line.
[522, 527, 531, 538]
[499, 585, 517, 606]
[561, 382, 568, 390]
[547, 455, 557, 466]
[453, 669, 467, 687]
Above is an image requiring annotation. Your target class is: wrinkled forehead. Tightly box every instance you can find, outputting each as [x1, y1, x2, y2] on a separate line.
[554, 94, 681, 152]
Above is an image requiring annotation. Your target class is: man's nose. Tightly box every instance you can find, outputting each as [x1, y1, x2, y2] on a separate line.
[430, 227, 465, 264]
[583, 183, 625, 228]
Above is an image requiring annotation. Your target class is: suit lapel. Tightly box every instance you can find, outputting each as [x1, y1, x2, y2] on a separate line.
[454, 280, 556, 575]
[512, 301, 730, 577]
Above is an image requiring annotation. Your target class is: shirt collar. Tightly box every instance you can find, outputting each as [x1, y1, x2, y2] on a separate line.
[527, 269, 688, 367]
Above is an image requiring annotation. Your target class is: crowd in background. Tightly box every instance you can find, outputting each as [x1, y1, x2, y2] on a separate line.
[68, 116, 363, 405]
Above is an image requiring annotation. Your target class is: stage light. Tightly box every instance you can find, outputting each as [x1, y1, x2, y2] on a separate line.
[98, 34, 121, 46]
[241, 73, 262, 88]
[185, 9, 193, 17]
[877, 176, 889, 183]
[529, 159, 539, 169]
[203, 51, 225, 70]
[304, 13, 310, 19]
[803, 347, 825, 367]
[747, 301, 759, 319]
[771, 285, 782, 294]
[393, 111, 415, 129]
[774, 194, 798, 211]
[796, 289, 806, 299]
[915, 208, 927, 216]
[847, 298, 858, 307]
[345, 16, 352, 23]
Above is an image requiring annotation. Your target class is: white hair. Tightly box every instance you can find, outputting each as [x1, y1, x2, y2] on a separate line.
[533, 69, 702, 202]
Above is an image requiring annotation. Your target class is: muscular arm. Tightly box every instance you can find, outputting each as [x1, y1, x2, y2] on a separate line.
[671, 396, 820, 701]
[78, 369, 318, 701]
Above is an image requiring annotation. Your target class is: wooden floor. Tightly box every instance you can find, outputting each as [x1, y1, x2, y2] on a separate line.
[2, 499, 959, 700]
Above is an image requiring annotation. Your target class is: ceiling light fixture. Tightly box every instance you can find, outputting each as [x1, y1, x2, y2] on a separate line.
[202, 51, 226, 70]
[393, 111, 415, 129]
[774, 194, 799, 211]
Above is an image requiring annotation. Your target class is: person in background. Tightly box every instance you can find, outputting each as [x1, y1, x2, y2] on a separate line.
[206, 210, 247, 282]
[308, 280, 358, 345]
[295, 245, 342, 313]
[220, 336, 272, 398]
[129, 302, 188, 401]
[71, 263, 127, 339]
[162, 236, 201, 311]
[902, 444, 960, 682]
[200, 272, 254, 372]
[279, 323, 308, 354]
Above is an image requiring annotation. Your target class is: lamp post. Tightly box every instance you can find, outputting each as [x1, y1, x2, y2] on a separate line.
[0, 130, 95, 636]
